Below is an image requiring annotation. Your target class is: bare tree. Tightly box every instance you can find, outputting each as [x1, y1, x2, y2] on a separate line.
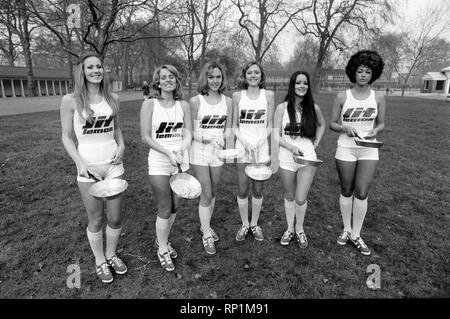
[0, 0, 38, 96]
[394, 4, 450, 96]
[293, 0, 395, 91]
[232, 0, 311, 63]
[0, 1, 20, 65]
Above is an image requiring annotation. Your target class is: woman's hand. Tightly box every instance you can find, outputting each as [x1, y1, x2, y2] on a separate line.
[111, 146, 125, 165]
[76, 160, 90, 178]
[365, 128, 378, 140]
[342, 125, 359, 137]
[290, 145, 304, 157]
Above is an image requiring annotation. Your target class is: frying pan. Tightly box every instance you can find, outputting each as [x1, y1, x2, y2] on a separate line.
[216, 148, 242, 160]
[87, 171, 128, 198]
[169, 164, 202, 199]
[293, 155, 323, 167]
[354, 132, 383, 148]
[245, 149, 272, 181]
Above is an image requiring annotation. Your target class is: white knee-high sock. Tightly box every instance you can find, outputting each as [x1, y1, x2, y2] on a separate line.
[295, 201, 307, 233]
[340, 194, 353, 232]
[105, 225, 122, 260]
[250, 196, 263, 226]
[199, 204, 212, 238]
[155, 216, 170, 253]
[210, 197, 216, 217]
[352, 197, 368, 239]
[87, 228, 106, 266]
[237, 196, 249, 226]
[284, 198, 295, 232]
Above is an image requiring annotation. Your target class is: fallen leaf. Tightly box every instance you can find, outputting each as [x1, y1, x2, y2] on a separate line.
[194, 273, 201, 279]
[323, 278, 329, 284]
[117, 248, 124, 254]
[243, 264, 250, 270]
[210, 291, 218, 299]
[121, 233, 126, 237]
[246, 280, 256, 286]
[176, 273, 183, 279]
[184, 237, 192, 243]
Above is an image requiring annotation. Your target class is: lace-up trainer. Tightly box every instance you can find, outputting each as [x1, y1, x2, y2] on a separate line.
[280, 230, 295, 246]
[337, 230, 351, 245]
[107, 255, 127, 275]
[96, 262, 113, 283]
[350, 236, 371, 256]
[296, 232, 308, 249]
[155, 239, 178, 259]
[202, 236, 216, 255]
[157, 251, 175, 271]
[235, 225, 249, 241]
[200, 227, 219, 242]
[250, 225, 264, 241]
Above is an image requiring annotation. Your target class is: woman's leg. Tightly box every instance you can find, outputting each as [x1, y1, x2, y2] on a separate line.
[78, 181, 106, 266]
[191, 164, 214, 238]
[352, 160, 378, 240]
[294, 166, 317, 234]
[278, 168, 297, 233]
[335, 159, 357, 234]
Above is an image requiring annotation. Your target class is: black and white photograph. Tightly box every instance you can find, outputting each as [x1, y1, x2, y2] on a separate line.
[0, 0, 448, 309]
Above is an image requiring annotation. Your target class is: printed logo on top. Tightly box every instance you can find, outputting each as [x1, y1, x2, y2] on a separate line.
[239, 109, 266, 124]
[155, 122, 183, 139]
[284, 123, 302, 137]
[343, 107, 376, 122]
[82, 116, 114, 134]
[201, 115, 227, 129]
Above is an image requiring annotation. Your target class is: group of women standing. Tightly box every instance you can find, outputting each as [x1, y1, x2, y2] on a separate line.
[60, 50, 386, 283]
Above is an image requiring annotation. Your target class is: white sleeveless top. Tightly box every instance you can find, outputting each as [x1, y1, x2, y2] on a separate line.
[150, 98, 184, 156]
[73, 98, 117, 165]
[279, 103, 315, 162]
[338, 89, 378, 147]
[194, 94, 228, 140]
[237, 89, 268, 142]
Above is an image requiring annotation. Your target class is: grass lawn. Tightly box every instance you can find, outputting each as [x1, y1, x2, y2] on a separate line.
[0, 92, 449, 300]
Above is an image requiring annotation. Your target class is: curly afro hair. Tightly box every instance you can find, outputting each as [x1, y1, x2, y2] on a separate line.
[345, 50, 385, 84]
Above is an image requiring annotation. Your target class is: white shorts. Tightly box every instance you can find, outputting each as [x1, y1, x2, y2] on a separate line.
[190, 141, 223, 167]
[335, 145, 379, 162]
[77, 163, 125, 183]
[148, 151, 189, 176]
[235, 139, 270, 163]
[279, 150, 317, 172]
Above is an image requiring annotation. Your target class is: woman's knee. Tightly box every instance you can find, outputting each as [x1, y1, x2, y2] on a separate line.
[107, 214, 122, 227]
[340, 185, 354, 197]
[157, 201, 172, 218]
[354, 189, 369, 200]
[87, 212, 104, 229]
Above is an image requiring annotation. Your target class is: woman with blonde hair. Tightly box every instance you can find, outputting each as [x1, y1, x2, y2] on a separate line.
[189, 61, 233, 255]
[140, 65, 192, 271]
[60, 52, 127, 284]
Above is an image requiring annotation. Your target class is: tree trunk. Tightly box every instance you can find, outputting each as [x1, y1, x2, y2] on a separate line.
[19, 1, 35, 97]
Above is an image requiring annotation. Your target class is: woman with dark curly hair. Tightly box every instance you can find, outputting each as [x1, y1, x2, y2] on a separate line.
[329, 50, 386, 256]
[273, 71, 325, 248]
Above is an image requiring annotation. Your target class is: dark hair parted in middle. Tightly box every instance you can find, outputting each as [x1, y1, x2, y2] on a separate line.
[284, 71, 317, 140]
[237, 61, 266, 90]
[345, 50, 385, 84]
[197, 61, 227, 95]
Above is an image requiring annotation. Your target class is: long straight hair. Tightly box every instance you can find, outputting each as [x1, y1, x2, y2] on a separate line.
[284, 71, 317, 140]
[73, 52, 118, 122]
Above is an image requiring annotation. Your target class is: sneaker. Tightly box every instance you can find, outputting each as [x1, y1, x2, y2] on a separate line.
[155, 239, 178, 259]
[235, 225, 249, 241]
[350, 236, 371, 256]
[202, 236, 216, 255]
[106, 255, 128, 275]
[200, 227, 219, 242]
[280, 230, 295, 246]
[250, 225, 264, 241]
[296, 232, 308, 249]
[157, 251, 175, 271]
[96, 262, 113, 283]
[337, 230, 351, 246]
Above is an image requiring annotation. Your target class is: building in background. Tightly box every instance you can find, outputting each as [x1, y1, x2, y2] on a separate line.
[0, 66, 71, 98]
[421, 66, 450, 94]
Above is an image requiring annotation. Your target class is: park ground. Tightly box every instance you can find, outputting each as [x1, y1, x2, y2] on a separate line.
[0, 92, 449, 300]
